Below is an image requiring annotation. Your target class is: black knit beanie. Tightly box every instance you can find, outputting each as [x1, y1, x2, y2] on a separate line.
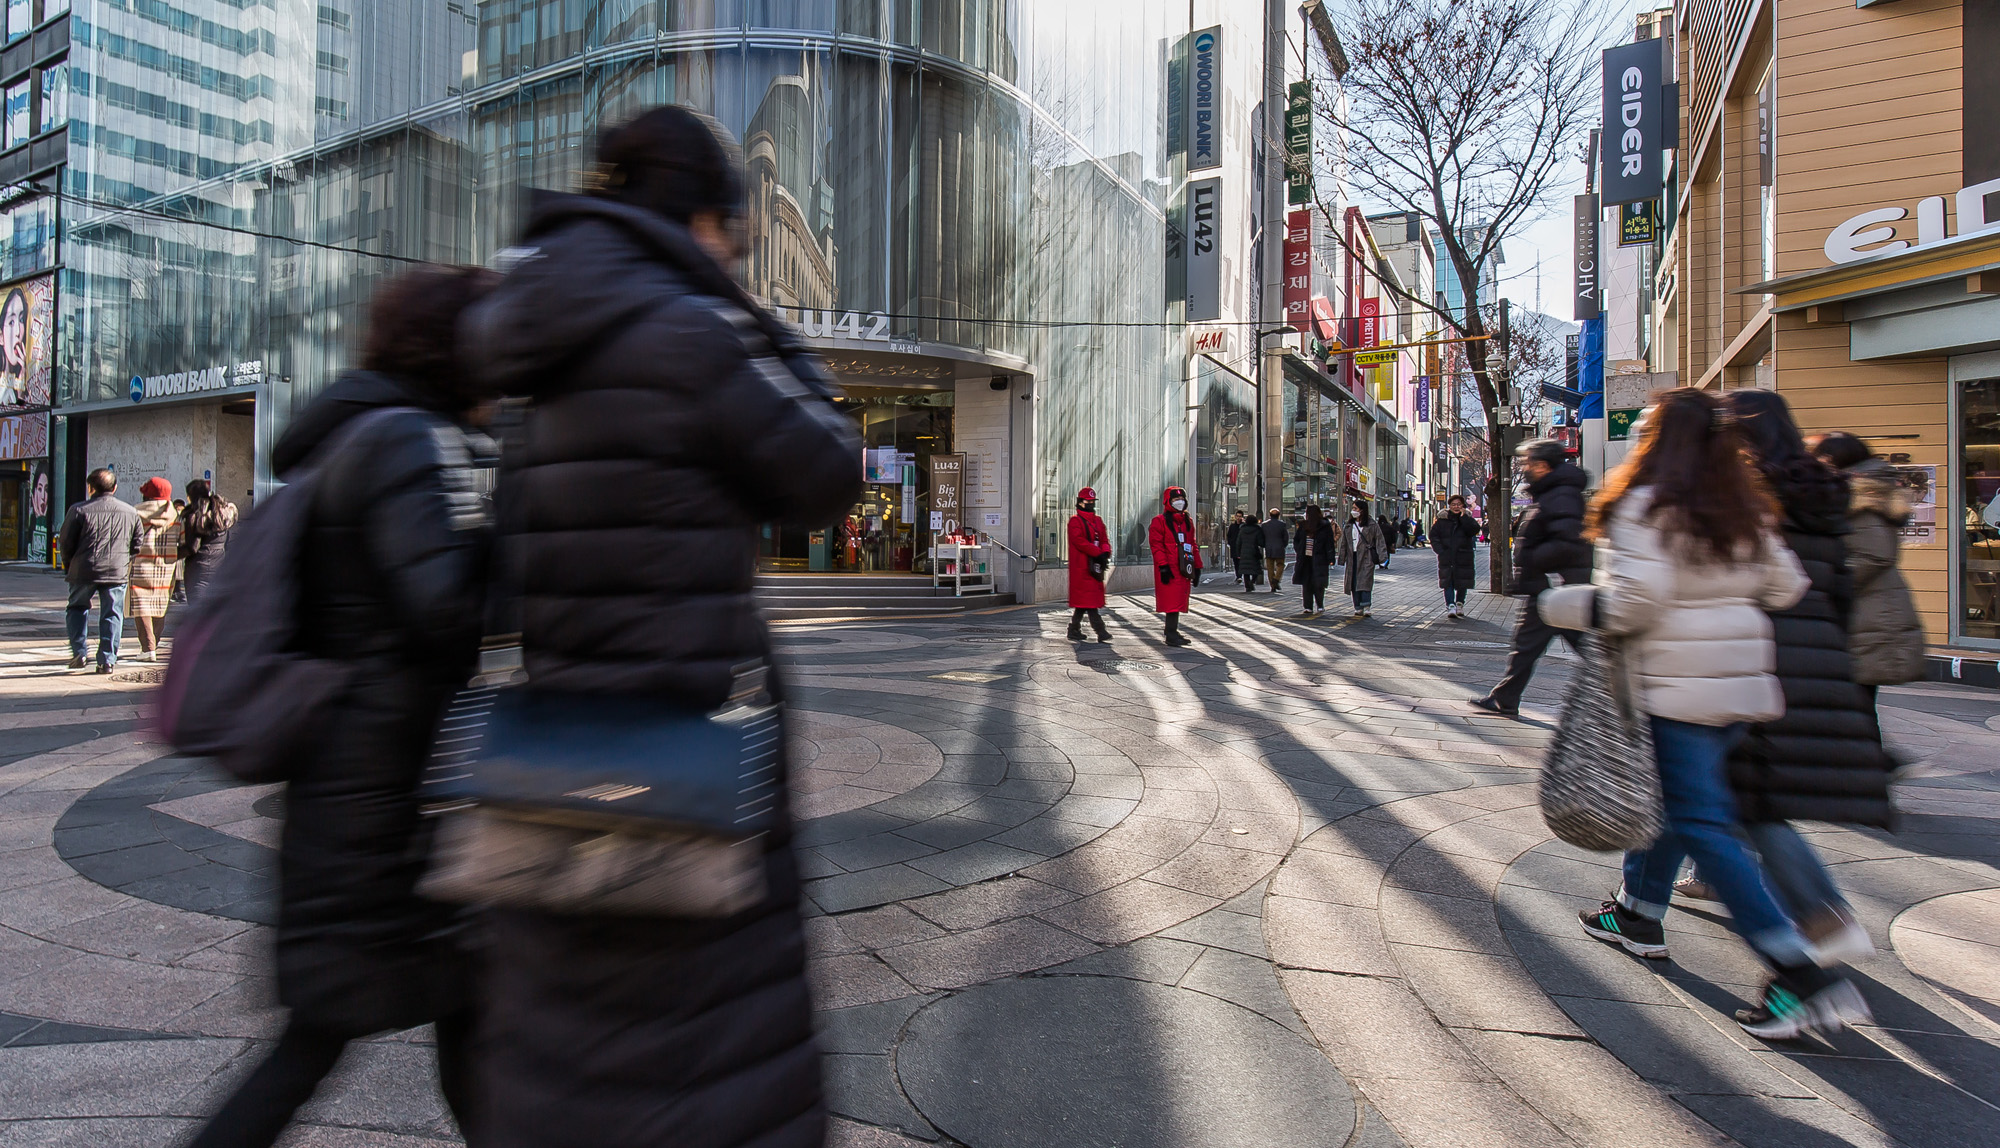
[594, 106, 746, 225]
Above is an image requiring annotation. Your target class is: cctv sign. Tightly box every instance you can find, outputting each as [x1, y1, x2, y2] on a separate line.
[1600, 39, 1666, 207]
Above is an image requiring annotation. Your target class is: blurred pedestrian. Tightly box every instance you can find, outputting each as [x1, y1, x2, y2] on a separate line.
[1472, 439, 1592, 716]
[1543, 388, 1870, 1040]
[1430, 494, 1478, 618]
[1260, 508, 1289, 592]
[58, 468, 140, 672]
[1231, 507, 1264, 592]
[1225, 511, 1246, 585]
[171, 497, 190, 602]
[128, 477, 181, 662]
[1812, 432, 1925, 688]
[185, 265, 499, 1148]
[1150, 485, 1200, 646]
[1726, 393, 1897, 963]
[461, 105, 862, 1148]
[179, 478, 237, 604]
[1067, 486, 1112, 642]
[1338, 503, 1385, 617]
[1293, 504, 1334, 616]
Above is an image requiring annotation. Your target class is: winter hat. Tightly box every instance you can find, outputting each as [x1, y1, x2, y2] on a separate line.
[140, 477, 171, 501]
[594, 106, 746, 225]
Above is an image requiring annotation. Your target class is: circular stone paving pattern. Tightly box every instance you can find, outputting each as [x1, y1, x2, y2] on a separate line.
[787, 711, 946, 819]
[897, 975, 1356, 1148]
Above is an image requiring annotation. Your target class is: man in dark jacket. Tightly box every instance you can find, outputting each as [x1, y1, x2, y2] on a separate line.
[1231, 510, 1264, 591]
[463, 107, 862, 1148]
[1473, 439, 1593, 715]
[1260, 508, 1289, 592]
[58, 468, 141, 671]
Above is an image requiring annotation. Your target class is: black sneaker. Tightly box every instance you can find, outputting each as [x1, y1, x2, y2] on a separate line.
[67, 655, 86, 669]
[1066, 626, 1086, 642]
[1469, 696, 1519, 717]
[1736, 967, 1872, 1040]
[1579, 900, 1669, 959]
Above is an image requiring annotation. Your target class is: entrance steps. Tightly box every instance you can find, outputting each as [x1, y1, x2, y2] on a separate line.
[754, 574, 1015, 621]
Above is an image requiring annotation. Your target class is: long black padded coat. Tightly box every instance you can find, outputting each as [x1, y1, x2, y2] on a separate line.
[1429, 509, 1479, 591]
[266, 370, 490, 1037]
[1727, 467, 1896, 827]
[462, 191, 863, 1148]
[1512, 461, 1594, 595]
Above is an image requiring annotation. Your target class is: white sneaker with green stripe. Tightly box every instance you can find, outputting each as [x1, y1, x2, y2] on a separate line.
[1735, 975, 1872, 1040]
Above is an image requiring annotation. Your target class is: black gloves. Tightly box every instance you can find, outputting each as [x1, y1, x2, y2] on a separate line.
[1158, 564, 1174, 584]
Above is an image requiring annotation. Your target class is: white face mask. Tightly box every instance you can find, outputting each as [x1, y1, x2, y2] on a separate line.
[1351, 511, 1360, 520]
[1172, 499, 1186, 511]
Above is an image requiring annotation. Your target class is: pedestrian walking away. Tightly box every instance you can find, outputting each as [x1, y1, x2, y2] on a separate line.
[58, 468, 141, 672]
[1541, 387, 1871, 1042]
[462, 105, 862, 1148]
[1814, 431, 1927, 689]
[1231, 506, 1265, 592]
[179, 478, 238, 605]
[1226, 512, 1246, 587]
[1150, 485, 1201, 646]
[1430, 494, 1479, 618]
[1293, 505, 1335, 616]
[1378, 508, 1397, 569]
[128, 477, 182, 662]
[1260, 508, 1289, 593]
[184, 265, 499, 1148]
[1473, 439, 1592, 715]
[1067, 486, 1113, 642]
[1338, 503, 1386, 617]
[1725, 392, 1897, 964]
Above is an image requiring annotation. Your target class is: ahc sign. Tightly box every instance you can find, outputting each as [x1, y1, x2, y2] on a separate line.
[130, 360, 264, 403]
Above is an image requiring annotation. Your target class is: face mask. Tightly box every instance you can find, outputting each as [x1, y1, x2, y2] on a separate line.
[1172, 499, 1186, 511]
[1351, 512, 1360, 520]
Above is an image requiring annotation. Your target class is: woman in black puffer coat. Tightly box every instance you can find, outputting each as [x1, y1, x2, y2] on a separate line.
[462, 108, 862, 1148]
[1725, 390, 1894, 959]
[187, 267, 497, 1148]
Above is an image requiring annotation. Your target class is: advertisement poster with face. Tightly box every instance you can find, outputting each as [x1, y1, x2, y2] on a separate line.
[0, 272, 53, 410]
[25, 457, 47, 562]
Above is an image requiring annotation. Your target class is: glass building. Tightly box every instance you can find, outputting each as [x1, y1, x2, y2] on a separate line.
[14, 0, 1282, 595]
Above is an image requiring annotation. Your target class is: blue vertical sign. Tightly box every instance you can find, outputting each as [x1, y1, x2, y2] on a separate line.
[1415, 378, 1429, 423]
[1187, 27, 1222, 172]
[1578, 317, 1605, 420]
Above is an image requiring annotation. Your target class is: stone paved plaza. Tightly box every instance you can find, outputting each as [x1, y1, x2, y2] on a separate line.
[1, 559, 1997, 1148]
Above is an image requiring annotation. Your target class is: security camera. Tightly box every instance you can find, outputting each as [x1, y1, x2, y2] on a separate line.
[990, 378, 1009, 391]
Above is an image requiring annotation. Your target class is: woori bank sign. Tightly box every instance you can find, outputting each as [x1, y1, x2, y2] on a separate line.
[131, 360, 266, 402]
[1187, 26, 1222, 172]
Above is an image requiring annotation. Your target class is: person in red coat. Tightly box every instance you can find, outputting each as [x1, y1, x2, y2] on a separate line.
[1066, 487, 1113, 642]
[1148, 485, 1201, 646]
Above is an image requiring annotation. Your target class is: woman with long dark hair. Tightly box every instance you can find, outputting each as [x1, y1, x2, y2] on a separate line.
[1541, 388, 1870, 1040]
[1725, 391, 1896, 963]
[187, 265, 499, 1148]
[178, 478, 237, 604]
[1338, 502, 1386, 617]
[1292, 504, 1334, 616]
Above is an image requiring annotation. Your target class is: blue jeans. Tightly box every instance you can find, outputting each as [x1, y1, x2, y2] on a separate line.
[1619, 717, 1812, 967]
[1749, 821, 1850, 924]
[1353, 589, 1372, 609]
[1443, 587, 1468, 607]
[67, 583, 127, 668]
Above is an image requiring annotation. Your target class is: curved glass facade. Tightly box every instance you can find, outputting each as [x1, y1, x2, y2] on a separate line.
[52, 0, 1200, 564]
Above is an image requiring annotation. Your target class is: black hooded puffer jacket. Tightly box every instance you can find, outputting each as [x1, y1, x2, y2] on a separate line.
[266, 370, 490, 1036]
[462, 191, 861, 1148]
[1513, 460, 1593, 594]
[1727, 466, 1896, 827]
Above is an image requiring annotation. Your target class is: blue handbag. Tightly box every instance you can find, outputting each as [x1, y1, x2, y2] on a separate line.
[416, 657, 782, 916]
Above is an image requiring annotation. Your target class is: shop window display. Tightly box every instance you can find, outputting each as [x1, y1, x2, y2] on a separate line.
[1961, 376, 2000, 640]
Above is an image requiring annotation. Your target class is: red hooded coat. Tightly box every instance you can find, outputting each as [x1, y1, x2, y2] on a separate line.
[1148, 486, 1201, 613]
[1067, 509, 1111, 609]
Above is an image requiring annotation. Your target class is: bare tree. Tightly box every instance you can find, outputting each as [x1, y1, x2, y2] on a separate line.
[1311, 0, 1606, 589]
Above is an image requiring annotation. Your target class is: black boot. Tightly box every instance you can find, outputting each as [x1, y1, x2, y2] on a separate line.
[1067, 609, 1086, 642]
[1089, 611, 1112, 642]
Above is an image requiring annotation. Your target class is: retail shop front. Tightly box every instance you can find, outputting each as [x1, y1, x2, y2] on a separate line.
[1756, 228, 2000, 648]
[757, 328, 1032, 594]
[61, 362, 263, 519]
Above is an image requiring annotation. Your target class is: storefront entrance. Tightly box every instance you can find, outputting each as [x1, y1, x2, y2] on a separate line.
[759, 386, 954, 574]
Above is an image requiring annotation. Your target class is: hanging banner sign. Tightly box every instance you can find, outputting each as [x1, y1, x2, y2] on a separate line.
[1309, 295, 1338, 343]
[1187, 26, 1223, 172]
[1354, 349, 1399, 367]
[1283, 208, 1312, 332]
[1187, 177, 1222, 321]
[1600, 37, 1666, 206]
[1574, 193, 1601, 320]
[1619, 201, 1655, 247]
[1286, 81, 1313, 205]
[1415, 379, 1430, 422]
[1358, 297, 1380, 348]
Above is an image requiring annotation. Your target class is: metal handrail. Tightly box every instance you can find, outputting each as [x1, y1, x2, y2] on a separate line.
[980, 533, 1038, 573]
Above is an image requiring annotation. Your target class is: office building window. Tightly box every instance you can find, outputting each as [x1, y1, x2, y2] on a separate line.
[4, 81, 29, 148]
[41, 0, 63, 17]
[36, 64, 63, 135]
[5, 0, 28, 41]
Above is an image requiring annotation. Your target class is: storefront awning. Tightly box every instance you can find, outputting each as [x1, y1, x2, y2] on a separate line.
[1737, 231, 2000, 361]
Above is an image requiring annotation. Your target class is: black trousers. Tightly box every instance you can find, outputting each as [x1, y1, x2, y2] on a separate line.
[1069, 607, 1108, 636]
[188, 1010, 475, 1148]
[1488, 594, 1577, 709]
[1300, 574, 1326, 613]
[1164, 612, 1183, 638]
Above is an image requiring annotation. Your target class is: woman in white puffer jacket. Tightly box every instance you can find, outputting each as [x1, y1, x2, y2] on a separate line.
[1541, 388, 1871, 1041]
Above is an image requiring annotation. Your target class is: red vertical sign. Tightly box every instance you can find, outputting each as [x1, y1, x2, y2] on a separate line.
[1283, 209, 1312, 333]
[1359, 297, 1380, 348]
